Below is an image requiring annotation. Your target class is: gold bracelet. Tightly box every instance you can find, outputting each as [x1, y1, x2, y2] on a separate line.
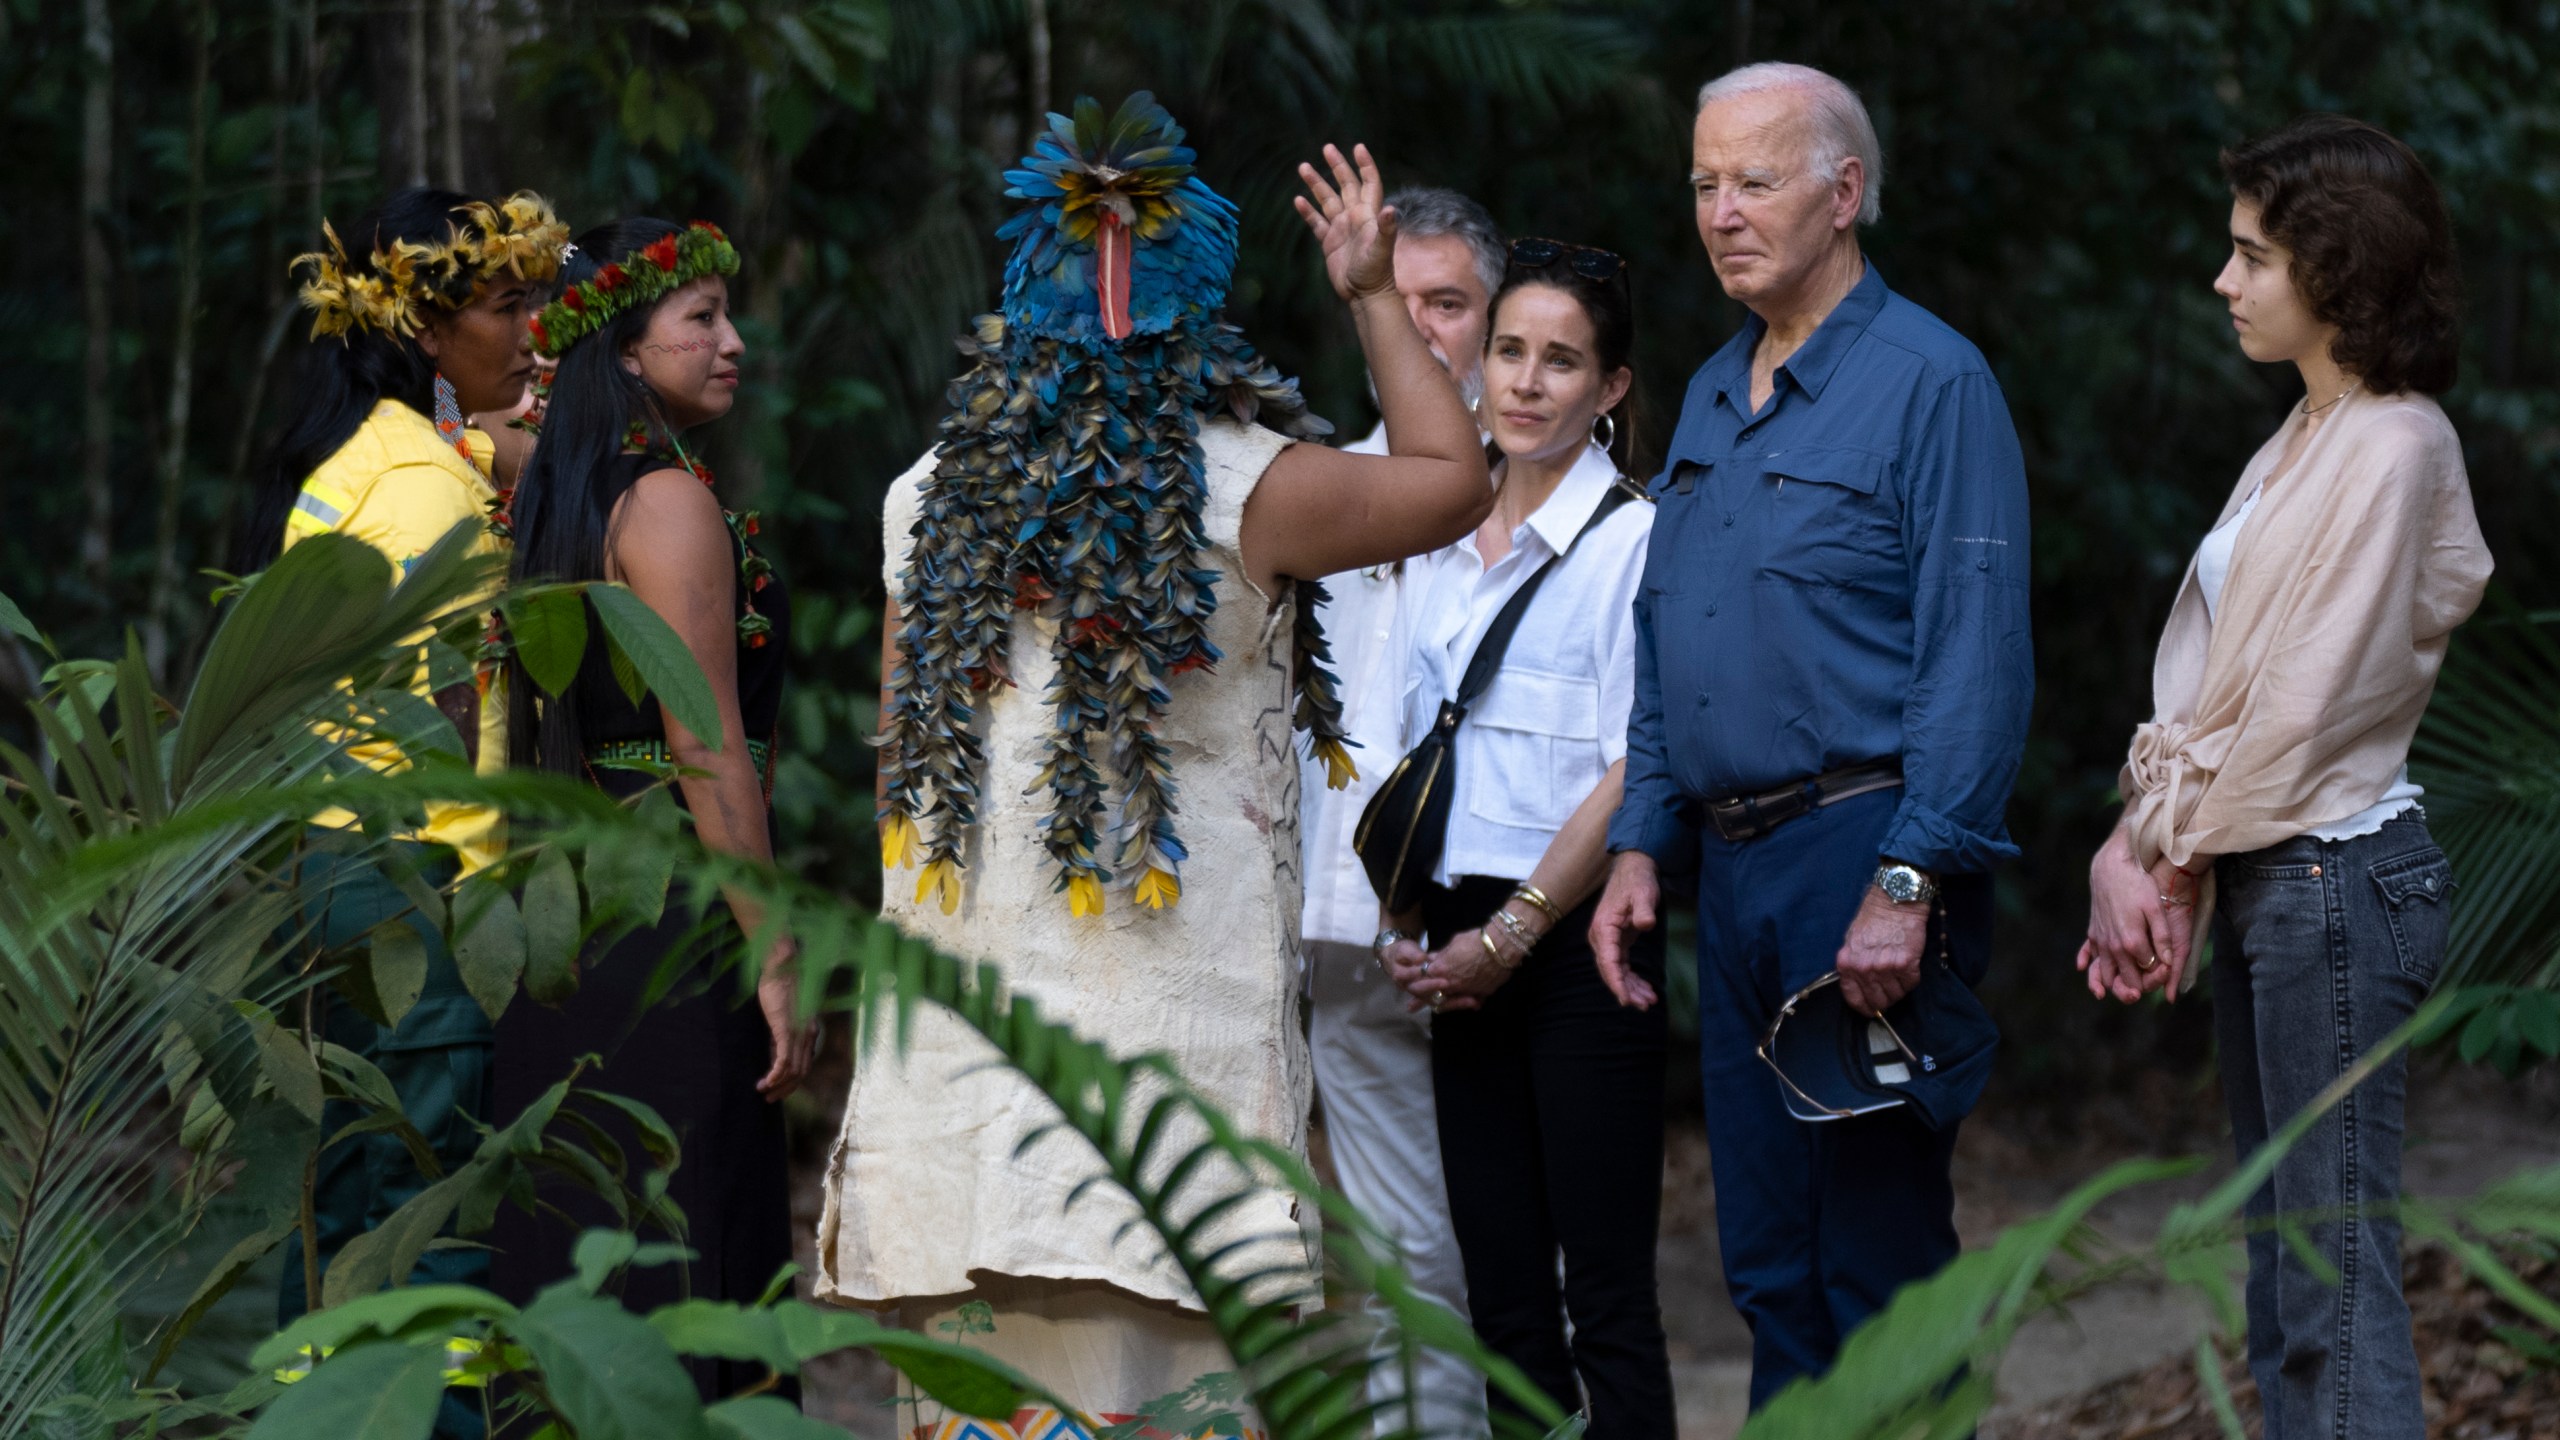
[1478, 927, 1523, 972]
[1510, 883, 1563, 925]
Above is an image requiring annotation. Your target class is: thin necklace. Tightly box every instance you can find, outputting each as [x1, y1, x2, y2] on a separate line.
[2301, 382, 2356, 417]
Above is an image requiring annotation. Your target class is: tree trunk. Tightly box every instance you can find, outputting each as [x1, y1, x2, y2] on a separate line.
[406, 0, 429, 187]
[226, 0, 298, 496]
[145, 0, 216, 680]
[732, 76, 776, 502]
[436, 0, 463, 186]
[79, 0, 115, 594]
[372, 0, 426, 189]
[304, 0, 323, 233]
[1025, 0, 1052, 126]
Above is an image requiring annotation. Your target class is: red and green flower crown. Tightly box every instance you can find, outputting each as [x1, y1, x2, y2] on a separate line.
[529, 221, 738, 358]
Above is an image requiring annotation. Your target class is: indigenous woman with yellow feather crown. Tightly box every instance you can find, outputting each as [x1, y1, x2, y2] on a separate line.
[819, 96, 1493, 1430]
[485, 216, 815, 1404]
[240, 187, 563, 1434]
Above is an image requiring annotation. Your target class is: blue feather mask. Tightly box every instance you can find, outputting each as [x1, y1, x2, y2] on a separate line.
[878, 93, 1350, 919]
[997, 92, 1242, 343]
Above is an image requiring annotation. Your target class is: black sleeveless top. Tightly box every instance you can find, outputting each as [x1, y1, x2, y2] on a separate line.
[574, 453, 790, 795]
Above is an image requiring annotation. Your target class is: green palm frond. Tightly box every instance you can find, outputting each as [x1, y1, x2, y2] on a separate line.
[2408, 594, 2560, 987]
[1357, 12, 1651, 122]
[7, 526, 1520, 1436]
[482, 811, 1567, 1440]
[0, 529, 500, 1431]
[18, 517, 2557, 1440]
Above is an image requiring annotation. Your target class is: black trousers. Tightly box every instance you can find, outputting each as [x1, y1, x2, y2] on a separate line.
[489, 789, 794, 1408]
[1425, 875, 1675, 1440]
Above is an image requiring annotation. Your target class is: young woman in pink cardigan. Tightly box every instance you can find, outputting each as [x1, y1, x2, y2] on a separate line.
[2081, 116, 2491, 1439]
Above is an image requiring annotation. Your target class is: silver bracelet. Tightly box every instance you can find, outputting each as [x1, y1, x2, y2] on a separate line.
[1489, 906, 1541, 958]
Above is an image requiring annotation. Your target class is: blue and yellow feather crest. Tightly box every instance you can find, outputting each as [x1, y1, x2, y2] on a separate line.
[876, 94, 1348, 918]
[996, 92, 1241, 343]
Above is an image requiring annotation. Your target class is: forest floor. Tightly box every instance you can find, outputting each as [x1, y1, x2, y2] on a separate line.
[786, 1053, 2557, 1440]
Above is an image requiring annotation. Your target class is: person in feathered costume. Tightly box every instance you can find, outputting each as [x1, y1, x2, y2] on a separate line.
[822, 97, 1496, 1432]
[877, 94, 1355, 918]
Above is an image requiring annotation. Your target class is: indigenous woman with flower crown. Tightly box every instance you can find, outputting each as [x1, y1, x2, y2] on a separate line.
[817, 98, 1493, 1433]
[240, 191, 564, 1371]
[487, 217, 817, 1400]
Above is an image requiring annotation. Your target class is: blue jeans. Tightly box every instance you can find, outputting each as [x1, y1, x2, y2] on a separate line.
[2212, 812, 2449, 1440]
[1690, 788, 1993, 1408]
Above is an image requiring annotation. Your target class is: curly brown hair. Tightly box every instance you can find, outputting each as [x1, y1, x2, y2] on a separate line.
[2222, 115, 2462, 396]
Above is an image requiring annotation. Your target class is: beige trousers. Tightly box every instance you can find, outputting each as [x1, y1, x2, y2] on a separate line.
[897, 1275, 1256, 1440]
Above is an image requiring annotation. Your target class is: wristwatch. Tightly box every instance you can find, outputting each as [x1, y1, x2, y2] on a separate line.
[1372, 927, 1412, 961]
[1873, 862, 1938, 906]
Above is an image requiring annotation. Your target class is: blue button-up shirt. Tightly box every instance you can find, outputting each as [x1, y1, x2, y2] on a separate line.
[1606, 264, 2032, 875]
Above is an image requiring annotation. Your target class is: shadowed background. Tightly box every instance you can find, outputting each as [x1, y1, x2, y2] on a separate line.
[4, 0, 2556, 1120]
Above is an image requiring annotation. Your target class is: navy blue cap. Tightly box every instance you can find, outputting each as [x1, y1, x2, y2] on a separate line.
[1759, 960, 1998, 1131]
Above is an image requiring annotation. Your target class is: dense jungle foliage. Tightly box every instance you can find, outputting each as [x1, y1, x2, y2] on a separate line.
[4, 522, 2552, 1440]
[5, 0, 2558, 1100]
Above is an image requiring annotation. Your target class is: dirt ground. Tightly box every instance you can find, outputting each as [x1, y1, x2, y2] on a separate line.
[782, 1047, 2557, 1440]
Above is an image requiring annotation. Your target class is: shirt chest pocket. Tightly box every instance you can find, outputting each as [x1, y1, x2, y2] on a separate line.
[1464, 666, 1602, 834]
[1755, 446, 1900, 590]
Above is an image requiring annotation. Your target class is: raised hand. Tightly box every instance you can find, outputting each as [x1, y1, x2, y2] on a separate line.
[1293, 142, 1398, 304]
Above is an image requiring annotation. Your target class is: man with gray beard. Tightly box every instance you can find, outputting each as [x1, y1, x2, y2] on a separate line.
[1299, 186, 1502, 1437]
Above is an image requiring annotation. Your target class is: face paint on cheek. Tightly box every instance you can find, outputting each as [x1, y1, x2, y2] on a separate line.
[641, 339, 719, 354]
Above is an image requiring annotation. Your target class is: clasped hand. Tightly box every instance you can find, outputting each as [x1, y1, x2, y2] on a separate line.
[1384, 932, 1509, 1014]
[2077, 827, 2198, 1005]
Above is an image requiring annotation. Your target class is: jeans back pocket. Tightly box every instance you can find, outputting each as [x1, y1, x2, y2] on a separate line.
[2370, 847, 2455, 986]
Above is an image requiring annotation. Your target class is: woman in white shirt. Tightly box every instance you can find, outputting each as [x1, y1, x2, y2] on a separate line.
[1380, 240, 1673, 1440]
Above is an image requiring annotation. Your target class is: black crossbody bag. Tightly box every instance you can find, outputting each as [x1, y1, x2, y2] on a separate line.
[1353, 480, 1641, 914]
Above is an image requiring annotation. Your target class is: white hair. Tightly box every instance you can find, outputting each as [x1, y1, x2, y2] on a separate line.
[1697, 62, 1883, 226]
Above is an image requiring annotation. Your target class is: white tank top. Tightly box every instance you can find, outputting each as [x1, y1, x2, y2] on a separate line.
[2197, 479, 2422, 840]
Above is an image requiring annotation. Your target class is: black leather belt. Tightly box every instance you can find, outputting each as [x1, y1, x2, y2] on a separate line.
[1703, 762, 1904, 843]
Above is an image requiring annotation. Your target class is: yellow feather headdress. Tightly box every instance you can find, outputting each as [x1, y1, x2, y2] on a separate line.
[292, 191, 570, 341]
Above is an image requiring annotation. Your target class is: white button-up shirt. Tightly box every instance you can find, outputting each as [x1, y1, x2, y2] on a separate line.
[1297, 423, 1417, 947]
[1396, 442, 1652, 887]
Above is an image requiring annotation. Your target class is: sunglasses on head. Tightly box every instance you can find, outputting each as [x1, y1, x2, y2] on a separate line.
[1508, 237, 1627, 283]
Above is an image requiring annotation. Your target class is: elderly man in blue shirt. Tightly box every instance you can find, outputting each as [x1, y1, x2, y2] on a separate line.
[1590, 62, 2032, 1408]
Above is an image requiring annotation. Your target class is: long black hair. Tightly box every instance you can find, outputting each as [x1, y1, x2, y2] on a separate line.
[506, 216, 692, 775]
[235, 188, 479, 572]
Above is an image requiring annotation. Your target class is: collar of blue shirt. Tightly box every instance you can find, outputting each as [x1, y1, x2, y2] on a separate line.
[1708, 260, 1890, 413]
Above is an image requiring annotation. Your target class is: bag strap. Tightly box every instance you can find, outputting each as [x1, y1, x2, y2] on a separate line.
[1445, 478, 1642, 719]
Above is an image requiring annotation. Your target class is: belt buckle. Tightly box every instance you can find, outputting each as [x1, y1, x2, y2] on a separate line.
[1707, 801, 1742, 843]
[1710, 797, 1763, 843]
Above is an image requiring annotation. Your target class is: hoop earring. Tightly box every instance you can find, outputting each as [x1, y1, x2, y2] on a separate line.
[1591, 412, 1616, 454]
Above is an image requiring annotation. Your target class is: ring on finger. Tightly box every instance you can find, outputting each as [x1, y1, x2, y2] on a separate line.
[2139, 953, 2162, 971]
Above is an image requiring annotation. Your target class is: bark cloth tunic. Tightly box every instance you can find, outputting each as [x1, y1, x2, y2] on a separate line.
[818, 419, 1317, 1425]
